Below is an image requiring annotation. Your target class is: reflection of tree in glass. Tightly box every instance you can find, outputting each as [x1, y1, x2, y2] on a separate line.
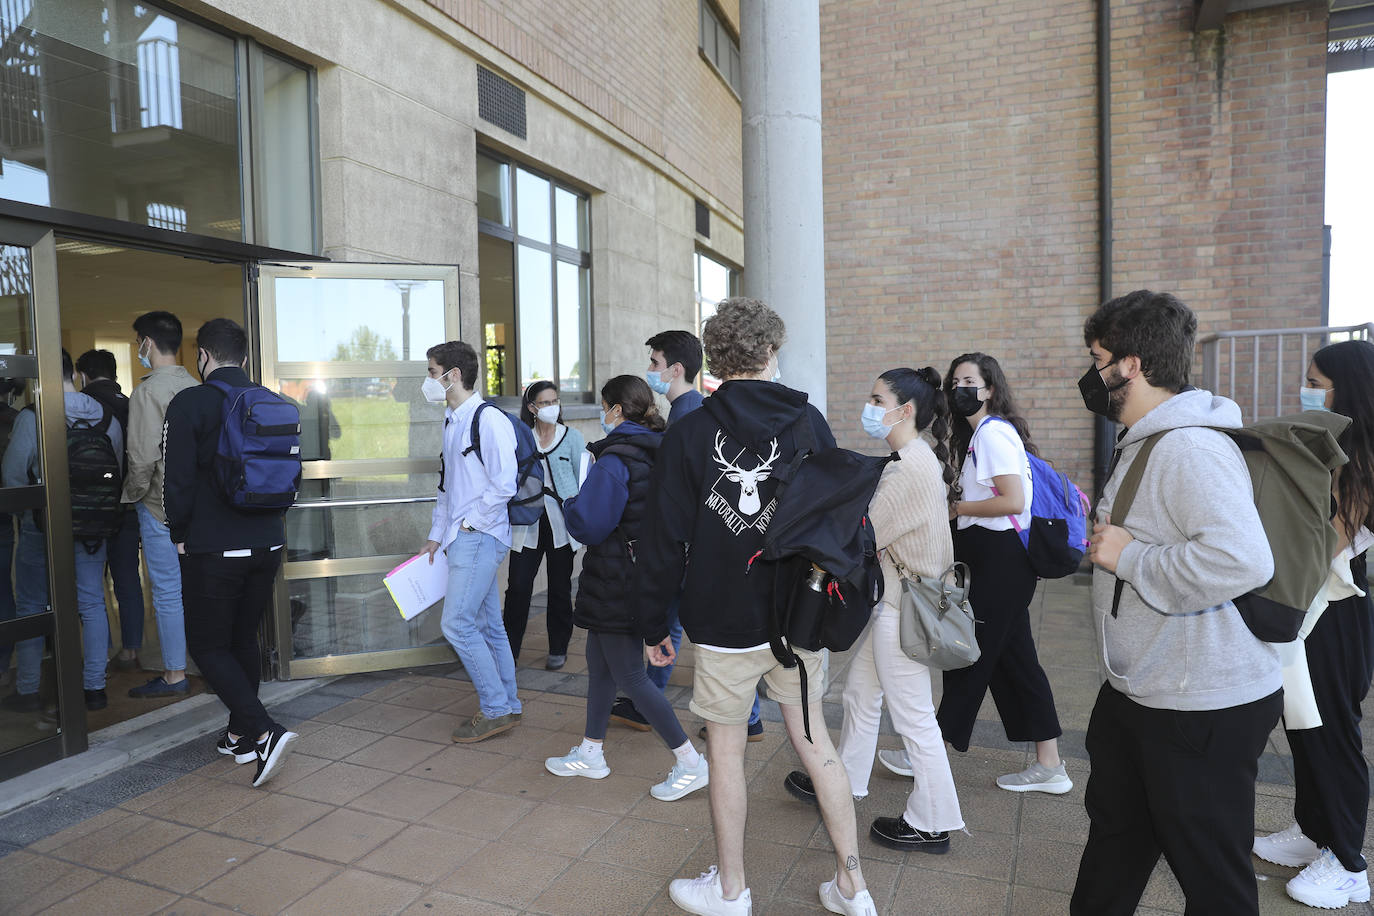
[332, 326, 397, 362]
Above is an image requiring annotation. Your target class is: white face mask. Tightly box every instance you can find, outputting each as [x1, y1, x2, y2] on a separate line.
[535, 404, 560, 424]
[421, 370, 453, 404]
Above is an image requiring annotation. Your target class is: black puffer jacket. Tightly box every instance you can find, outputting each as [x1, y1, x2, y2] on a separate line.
[567, 425, 662, 635]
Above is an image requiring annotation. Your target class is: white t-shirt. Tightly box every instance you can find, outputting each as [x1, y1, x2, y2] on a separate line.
[958, 416, 1033, 532]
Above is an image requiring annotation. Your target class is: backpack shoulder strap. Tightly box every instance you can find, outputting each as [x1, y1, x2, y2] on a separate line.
[1108, 431, 1166, 617]
[464, 400, 493, 461]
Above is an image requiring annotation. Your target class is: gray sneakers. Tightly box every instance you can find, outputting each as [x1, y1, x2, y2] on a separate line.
[996, 761, 1072, 794]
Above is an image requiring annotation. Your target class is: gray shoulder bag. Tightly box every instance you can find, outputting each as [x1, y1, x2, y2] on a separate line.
[896, 561, 980, 670]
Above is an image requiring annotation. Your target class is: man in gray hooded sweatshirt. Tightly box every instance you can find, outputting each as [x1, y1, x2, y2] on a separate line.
[1069, 290, 1281, 915]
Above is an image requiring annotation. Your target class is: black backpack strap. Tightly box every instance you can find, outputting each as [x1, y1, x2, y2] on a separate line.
[1108, 432, 1165, 617]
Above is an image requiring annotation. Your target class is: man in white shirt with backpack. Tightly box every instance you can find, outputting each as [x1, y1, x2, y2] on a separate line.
[420, 340, 523, 743]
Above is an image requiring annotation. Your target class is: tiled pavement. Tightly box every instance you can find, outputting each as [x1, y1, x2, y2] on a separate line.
[2, 579, 1372, 915]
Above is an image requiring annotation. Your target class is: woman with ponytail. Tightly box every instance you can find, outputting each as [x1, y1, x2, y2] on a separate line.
[784, 367, 965, 853]
[1255, 339, 1374, 909]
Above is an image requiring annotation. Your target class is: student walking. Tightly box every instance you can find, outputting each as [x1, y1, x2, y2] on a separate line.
[1253, 339, 1374, 909]
[544, 375, 707, 801]
[938, 352, 1068, 793]
[420, 340, 523, 742]
[163, 319, 297, 786]
[503, 380, 583, 671]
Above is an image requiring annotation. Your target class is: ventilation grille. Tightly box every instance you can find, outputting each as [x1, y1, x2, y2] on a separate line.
[695, 200, 710, 238]
[477, 66, 527, 139]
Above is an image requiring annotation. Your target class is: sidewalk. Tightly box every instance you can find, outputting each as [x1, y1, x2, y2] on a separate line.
[0, 578, 1370, 915]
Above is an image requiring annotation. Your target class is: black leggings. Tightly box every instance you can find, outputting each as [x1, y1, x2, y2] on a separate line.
[1289, 553, 1374, 872]
[937, 525, 1062, 752]
[503, 513, 575, 660]
[585, 631, 688, 749]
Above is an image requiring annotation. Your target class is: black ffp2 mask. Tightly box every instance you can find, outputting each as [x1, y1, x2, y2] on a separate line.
[951, 386, 983, 417]
[1079, 361, 1127, 419]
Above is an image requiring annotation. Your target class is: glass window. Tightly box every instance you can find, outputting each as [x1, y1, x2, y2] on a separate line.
[274, 375, 443, 463]
[477, 152, 591, 398]
[0, 246, 35, 357]
[258, 53, 314, 251]
[0, 1, 241, 239]
[271, 277, 444, 363]
[695, 250, 737, 391]
[699, 1, 740, 93]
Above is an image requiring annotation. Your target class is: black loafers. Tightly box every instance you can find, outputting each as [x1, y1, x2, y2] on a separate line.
[870, 815, 950, 853]
[784, 769, 817, 805]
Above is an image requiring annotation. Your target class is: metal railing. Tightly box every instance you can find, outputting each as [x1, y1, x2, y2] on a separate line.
[1200, 323, 1374, 421]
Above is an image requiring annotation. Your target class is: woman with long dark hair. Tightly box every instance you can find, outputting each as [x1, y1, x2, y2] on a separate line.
[503, 380, 584, 670]
[544, 375, 707, 801]
[938, 352, 1069, 794]
[1255, 339, 1374, 909]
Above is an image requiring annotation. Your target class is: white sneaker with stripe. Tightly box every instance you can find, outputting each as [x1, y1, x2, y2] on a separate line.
[651, 755, 709, 801]
[544, 745, 610, 779]
[1286, 849, 1371, 909]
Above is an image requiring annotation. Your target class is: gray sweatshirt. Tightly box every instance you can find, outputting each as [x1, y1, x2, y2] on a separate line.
[1094, 388, 1280, 711]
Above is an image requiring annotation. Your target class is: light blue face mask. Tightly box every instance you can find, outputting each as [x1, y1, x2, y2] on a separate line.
[1300, 387, 1330, 412]
[137, 339, 152, 370]
[599, 408, 617, 434]
[860, 402, 900, 439]
[645, 369, 671, 396]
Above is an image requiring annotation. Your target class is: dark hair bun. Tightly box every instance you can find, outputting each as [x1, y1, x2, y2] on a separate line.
[915, 367, 941, 388]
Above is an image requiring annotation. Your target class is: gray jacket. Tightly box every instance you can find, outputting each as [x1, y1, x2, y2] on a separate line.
[121, 365, 197, 522]
[1093, 388, 1280, 711]
[3, 392, 124, 530]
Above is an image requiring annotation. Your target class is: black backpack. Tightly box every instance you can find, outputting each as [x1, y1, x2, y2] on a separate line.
[749, 417, 896, 741]
[27, 404, 125, 552]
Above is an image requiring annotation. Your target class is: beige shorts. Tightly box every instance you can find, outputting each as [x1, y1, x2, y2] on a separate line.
[690, 645, 825, 725]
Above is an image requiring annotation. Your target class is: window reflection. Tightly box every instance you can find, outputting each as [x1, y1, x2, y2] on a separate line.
[516, 245, 555, 388]
[289, 572, 447, 660]
[515, 169, 552, 244]
[273, 277, 444, 363]
[275, 376, 443, 462]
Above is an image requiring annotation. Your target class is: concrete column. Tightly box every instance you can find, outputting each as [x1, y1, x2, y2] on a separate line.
[740, 1, 827, 414]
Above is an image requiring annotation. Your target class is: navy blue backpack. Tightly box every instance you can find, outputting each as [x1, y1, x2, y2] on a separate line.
[972, 417, 1090, 578]
[207, 380, 302, 511]
[457, 400, 546, 526]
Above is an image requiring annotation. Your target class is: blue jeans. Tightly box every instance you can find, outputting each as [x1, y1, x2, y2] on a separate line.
[107, 509, 146, 652]
[440, 530, 521, 719]
[136, 504, 186, 671]
[72, 540, 110, 690]
[12, 525, 48, 695]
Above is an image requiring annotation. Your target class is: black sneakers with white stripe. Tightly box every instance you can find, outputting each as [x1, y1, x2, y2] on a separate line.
[251, 724, 298, 788]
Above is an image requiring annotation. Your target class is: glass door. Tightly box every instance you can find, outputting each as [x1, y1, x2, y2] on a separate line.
[0, 220, 86, 779]
[256, 262, 461, 677]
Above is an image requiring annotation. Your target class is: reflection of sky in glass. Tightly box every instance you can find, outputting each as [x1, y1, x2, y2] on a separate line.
[555, 187, 580, 249]
[274, 277, 445, 362]
[1328, 69, 1374, 328]
[516, 169, 551, 244]
[516, 245, 554, 384]
[557, 261, 583, 390]
[0, 160, 51, 207]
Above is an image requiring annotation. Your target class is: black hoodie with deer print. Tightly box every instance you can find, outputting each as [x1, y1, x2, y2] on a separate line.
[632, 379, 835, 648]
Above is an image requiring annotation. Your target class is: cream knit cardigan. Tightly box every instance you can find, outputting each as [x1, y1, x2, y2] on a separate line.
[868, 436, 956, 608]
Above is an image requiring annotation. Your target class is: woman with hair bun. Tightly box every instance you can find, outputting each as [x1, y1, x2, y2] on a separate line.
[543, 375, 708, 802]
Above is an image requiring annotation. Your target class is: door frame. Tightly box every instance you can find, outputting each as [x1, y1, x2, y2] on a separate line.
[255, 261, 462, 679]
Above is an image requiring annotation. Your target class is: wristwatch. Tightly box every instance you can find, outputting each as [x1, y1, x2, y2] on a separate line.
[459, 520, 475, 532]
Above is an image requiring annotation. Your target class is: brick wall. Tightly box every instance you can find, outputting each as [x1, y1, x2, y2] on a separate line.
[425, 0, 744, 217]
[820, 0, 1328, 482]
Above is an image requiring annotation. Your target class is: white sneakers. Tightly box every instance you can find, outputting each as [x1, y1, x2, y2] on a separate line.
[877, 749, 913, 778]
[995, 761, 1072, 794]
[544, 745, 611, 779]
[652, 755, 710, 801]
[820, 875, 878, 915]
[669, 866, 752, 915]
[1253, 822, 1322, 868]
[1285, 849, 1371, 909]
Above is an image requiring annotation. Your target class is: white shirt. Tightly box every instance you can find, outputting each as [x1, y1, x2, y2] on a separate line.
[510, 426, 578, 552]
[958, 416, 1033, 532]
[428, 395, 518, 549]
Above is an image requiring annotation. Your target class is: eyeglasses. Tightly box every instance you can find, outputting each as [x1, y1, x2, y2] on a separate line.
[534, 398, 561, 408]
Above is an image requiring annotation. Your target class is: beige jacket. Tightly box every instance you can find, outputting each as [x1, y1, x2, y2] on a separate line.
[869, 436, 955, 608]
[121, 365, 197, 522]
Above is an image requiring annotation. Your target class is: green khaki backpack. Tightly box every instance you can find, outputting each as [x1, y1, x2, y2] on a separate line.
[1109, 410, 1350, 642]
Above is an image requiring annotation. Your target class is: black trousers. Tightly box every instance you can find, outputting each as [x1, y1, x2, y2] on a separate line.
[1071, 683, 1283, 916]
[503, 513, 575, 660]
[937, 525, 1062, 751]
[1289, 553, 1374, 872]
[180, 548, 282, 739]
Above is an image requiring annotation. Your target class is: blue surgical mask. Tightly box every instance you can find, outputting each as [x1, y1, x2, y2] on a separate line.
[1300, 386, 1330, 412]
[137, 339, 152, 370]
[599, 408, 617, 434]
[645, 369, 671, 396]
[861, 403, 900, 439]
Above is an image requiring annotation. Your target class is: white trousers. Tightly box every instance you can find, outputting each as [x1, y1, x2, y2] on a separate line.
[839, 602, 965, 832]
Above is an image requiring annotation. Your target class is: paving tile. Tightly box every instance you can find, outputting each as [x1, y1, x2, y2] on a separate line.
[285, 863, 422, 915]
[148, 738, 226, 774]
[28, 805, 132, 852]
[337, 701, 430, 734]
[381, 682, 466, 712]
[208, 793, 334, 845]
[435, 840, 572, 908]
[890, 864, 1008, 915]
[47, 812, 193, 871]
[347, 773, 464, 821]
[408, 743, 514, 785]
[547, 769, 660, 815]
[1011, 883, 1076, 916]
[278, 806, 407, 863]
[421, 788, 534, 838]
[278, 760, 395, 805]
[398, 890, 517, 915]
[122, 830, 265, 894]
[0, 795, 109, 848]
[1139, 859, 1187, 912]
[394, 710, 467, 744]
[474, 754, 572, 800]
[195, 847, 339, 916]
[499, 801, 618, 856]
[67, 763, 184, 809]
[258, 751, 332, 788]
[0, 850, 104, 916]
[266, 690, 352, 721]
[776, 846, 902, 912]
[1013, 834, 1083, 894]
[118, 774, 218, 814]
[312, 696, 383, 724]
[291, 723, 384, 759]
[154, 898, 244, 915]
[140, 780, 263, 828]
[41, 874, 178, 915]
[1017, 789, 1091, 844]
[342, 734, 444, 773]
[573, 815, 708, 877]
[527, 860, 663, 916]
[515, 698, 587, 731]
[356, 823, 474, 884]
